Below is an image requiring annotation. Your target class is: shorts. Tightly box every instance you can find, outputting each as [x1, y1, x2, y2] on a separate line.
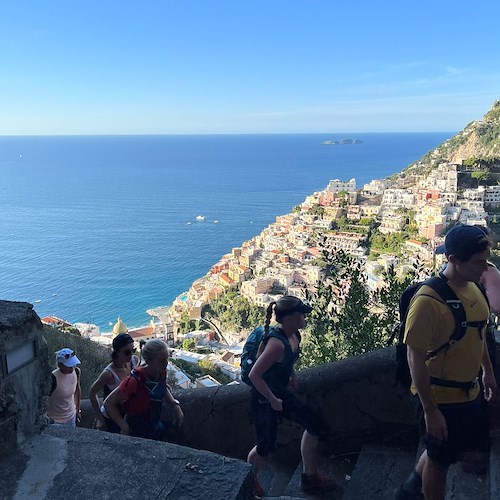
[250, 390, 322, 457]
[412, 394, 489, 466]
[103, 416, 121, 434]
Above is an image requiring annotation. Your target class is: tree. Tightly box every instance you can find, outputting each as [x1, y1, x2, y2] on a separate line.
[182, 338, 196, 351]
[471, 170, 488, 188]
[300, 246, 417, 369]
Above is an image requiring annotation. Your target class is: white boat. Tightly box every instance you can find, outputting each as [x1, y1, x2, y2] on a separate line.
[187, 222, 191, 225]
[196, 215, 206, 221]
[214, 220, 219, 224]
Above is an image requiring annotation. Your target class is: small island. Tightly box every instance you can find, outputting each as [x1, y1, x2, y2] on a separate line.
[321, 138, 363, 145]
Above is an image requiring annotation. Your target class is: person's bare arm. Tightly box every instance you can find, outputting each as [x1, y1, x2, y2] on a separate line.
[104, 387, 130, 434]
[89, 370, 114, 428]
[481, 265, 500, 316]
[75, 368, 82, 425]
[482, 344, 497, 402]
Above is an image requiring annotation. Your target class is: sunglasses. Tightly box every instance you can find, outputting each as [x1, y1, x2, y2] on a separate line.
[60, 351, 76, 359]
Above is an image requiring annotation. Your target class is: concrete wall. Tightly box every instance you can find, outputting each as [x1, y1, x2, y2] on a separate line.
[172, 347, 417, 461]
[0, 301, 51, 457]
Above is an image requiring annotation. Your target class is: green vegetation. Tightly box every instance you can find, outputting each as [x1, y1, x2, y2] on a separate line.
[204, 291, 265, 332]
[300, 249, 415, 368]
[182, 338, 197, 351]
[308, 204, 325, 216]
[172, 358, 231, 385]
[43, 327, 111, 398]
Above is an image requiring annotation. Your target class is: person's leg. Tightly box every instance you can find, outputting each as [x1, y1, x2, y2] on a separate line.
[420, 452, 448, 500]
[247, 445, 267, 475]
[247, 393, 277, 495]
[301, 430, 319, 475]
[281, 395, 322, 476]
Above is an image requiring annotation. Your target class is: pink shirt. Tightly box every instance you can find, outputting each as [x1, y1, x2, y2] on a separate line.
[47, 368, 77, 423]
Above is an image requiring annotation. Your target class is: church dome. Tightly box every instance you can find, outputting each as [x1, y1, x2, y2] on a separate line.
[112, 316, 128, 336]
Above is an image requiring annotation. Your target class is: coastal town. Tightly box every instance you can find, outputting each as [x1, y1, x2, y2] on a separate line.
[41, 149, 500, 389]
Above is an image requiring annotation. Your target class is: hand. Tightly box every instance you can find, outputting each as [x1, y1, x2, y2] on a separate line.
[424, 407, 448, 441]
[120, 422, 131, 436]
[270, 398, 283, 412]
[483, 370, 497, 402]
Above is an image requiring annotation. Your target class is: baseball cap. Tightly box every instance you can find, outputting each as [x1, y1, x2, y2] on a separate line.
[275, 296, 313, 317]
[55, 348, 81, 367]
[112, 333, 134, 352]
[435, 225, 490, 260]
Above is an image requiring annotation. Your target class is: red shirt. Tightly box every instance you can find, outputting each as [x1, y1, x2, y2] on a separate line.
[119, 367, 166, 416]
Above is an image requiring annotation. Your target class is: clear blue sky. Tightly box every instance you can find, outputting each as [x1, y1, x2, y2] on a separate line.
[1, 1, 499, 135]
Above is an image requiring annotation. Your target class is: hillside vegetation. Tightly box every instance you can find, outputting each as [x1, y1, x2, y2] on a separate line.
[396, 100, 500, 179]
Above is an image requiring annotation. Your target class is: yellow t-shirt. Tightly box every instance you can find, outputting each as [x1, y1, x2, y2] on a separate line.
[404, 281, 488, 404]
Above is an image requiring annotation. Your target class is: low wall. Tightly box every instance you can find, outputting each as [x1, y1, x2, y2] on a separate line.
[0, 301, 51, 457]
[171, 347, 416, 460]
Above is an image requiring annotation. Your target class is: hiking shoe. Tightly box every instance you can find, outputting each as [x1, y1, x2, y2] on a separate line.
[300, 473, 338, 494]
[394, 482, 424, 499]
[253, 478, 265, 498]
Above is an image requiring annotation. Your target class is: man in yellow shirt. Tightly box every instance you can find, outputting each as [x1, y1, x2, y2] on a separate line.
[397, 224, 496, 500]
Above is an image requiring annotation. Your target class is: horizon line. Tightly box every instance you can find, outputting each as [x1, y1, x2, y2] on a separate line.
[0, 131, 456, 138]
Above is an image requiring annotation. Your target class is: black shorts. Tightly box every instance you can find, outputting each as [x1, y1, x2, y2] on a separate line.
[413, 395, 488, 466]
[250, 390, 322, 457]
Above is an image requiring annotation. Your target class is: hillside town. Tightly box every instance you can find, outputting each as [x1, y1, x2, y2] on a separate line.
[42, 157, 500, 389]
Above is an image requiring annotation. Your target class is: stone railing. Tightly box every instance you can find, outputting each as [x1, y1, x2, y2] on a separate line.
[171, 347, 416, 460]
[81, 347, 416, 462]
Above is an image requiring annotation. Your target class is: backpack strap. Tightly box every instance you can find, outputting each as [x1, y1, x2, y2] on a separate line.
[424, 273, 488, 360]
[50, 373, 57, 395]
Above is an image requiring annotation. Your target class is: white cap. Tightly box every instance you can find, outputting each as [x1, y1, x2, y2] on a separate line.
[55, 348, 81, 367]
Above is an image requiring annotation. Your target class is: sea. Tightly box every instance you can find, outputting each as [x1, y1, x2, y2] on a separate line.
[0, 133, 452, 331]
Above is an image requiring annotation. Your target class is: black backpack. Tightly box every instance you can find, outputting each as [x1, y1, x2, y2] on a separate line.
[391, 272, 489, 389]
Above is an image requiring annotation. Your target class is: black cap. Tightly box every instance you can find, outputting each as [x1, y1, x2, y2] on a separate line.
[275, 296, 313, 318]
[435, 225, 490, 260]
[112, 333, 134, 352]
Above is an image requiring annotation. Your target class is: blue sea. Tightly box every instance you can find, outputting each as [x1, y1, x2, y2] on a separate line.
[0, 133, 452, 331]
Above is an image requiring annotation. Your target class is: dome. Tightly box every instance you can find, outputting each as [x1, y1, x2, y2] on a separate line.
[112, 316, 128, 336]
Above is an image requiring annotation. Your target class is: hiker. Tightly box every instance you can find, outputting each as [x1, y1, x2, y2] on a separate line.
[47, 348, 82, 427]
[246, 296, 336, 496]
[89, 333, 140, 432]
[397, 225, 497, 500]
[439, 225, 499, 368]
[104, 339, 183, 441]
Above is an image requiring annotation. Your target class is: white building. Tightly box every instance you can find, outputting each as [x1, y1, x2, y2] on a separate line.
[326, 178, 356, 193]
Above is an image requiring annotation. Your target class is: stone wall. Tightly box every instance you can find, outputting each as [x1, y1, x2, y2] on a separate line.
[0, 301, 51, 457]
[172, 347, 416, 460]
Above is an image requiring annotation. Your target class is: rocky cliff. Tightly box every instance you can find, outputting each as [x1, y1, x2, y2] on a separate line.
[396, 100, 500, 179]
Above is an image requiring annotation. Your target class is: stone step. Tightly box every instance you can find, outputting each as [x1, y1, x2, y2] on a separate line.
[257, 457, 298, 498]
[280, 452, 355, 499]
[7, 425, 254, 500]
[344, 445, 416, 500]
[344, 444, 490, 500]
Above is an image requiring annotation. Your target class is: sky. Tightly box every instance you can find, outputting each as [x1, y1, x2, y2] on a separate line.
[0, 1, 499, 135]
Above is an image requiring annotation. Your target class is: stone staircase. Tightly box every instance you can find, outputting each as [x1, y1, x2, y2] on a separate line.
[255, 430, 499, 499]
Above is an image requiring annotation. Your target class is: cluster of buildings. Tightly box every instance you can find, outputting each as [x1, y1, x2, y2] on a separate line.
[159, 161, 498, 333]
[46, 160, 499, 388]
